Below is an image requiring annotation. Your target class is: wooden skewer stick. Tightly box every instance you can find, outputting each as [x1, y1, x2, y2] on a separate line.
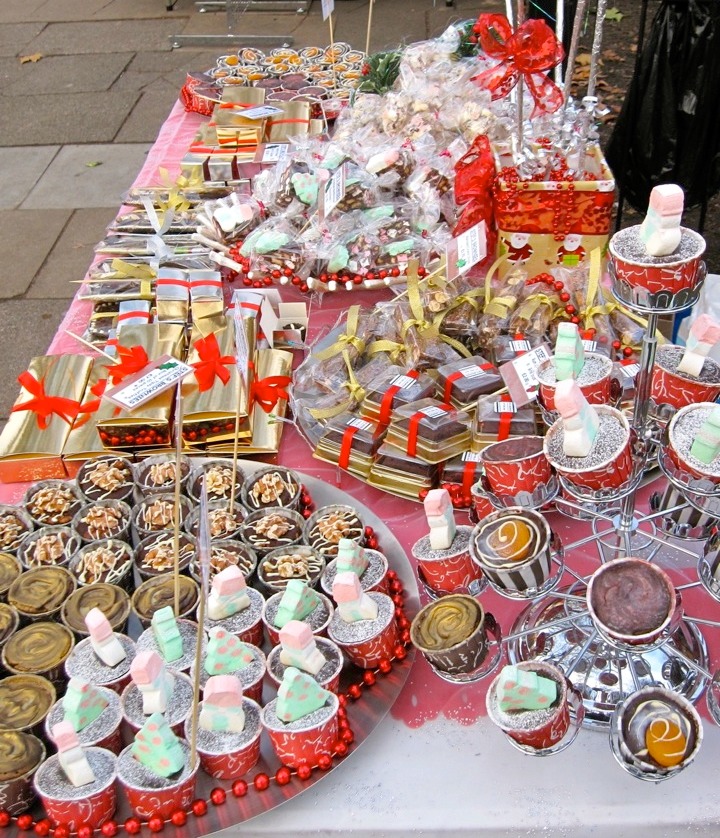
[189, 479, 211, 769]
[365, 0, 374, 56]
[563, 0, 589, 106]
[173, 379, 184, 618]
[229, 383, 243, 516]
[65, 330, 118, 364]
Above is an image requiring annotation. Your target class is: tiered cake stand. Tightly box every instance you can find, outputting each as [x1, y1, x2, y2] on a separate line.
[474, 251, 720, 779]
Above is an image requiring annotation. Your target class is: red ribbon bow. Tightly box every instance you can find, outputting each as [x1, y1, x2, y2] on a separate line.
[73, 378, 114, 429]
[250, 375, 292, 414]
[11, 371, 81, 430]
[108, 345, 150, 386]
[471, 14, 564, 118]
[453, 135, 497, 245]
[191, 333, 235, 393]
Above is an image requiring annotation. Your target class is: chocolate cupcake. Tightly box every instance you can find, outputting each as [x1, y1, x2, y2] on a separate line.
[411, 595, 488, 676]
[61, 584, 131, 638]
[131, 572, 199, 628]
[242, 466, 301, 511]
[240, 507, 304, 556]
[0, 552, 22, 599]
[17, 526, 81, 570]
[134, 455, 191, 497]
[190, 540, 257, 584]
[77, 456, 135, 504]
[184, 500, 246, 542]
[0, 675, 56, 734]
[131, 495, 193, 545]
[135, 532, 195, 581]
[0, 602, 19, 650]
[257, 545, 325, 595]
[24, 481, 83, 527]
[3, 622, 75, 688]
[303, 504, 364, 558]
[69, 540, 134, 589]
[0, 507, 33, 554]
[8, 565, 76, 621]
[188, 460, 244, 503]
[0, 731, 45, 814]
[72, 501, 131, 544]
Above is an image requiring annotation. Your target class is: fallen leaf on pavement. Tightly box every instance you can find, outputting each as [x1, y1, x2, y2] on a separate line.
[605, 7, 624, 22]
[576, 53, 592, 66]
[85, 161, 103, 168]
[19, 53, 43, 64]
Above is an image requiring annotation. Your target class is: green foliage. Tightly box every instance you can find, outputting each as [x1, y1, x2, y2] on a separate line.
[355, 50, 402, 96]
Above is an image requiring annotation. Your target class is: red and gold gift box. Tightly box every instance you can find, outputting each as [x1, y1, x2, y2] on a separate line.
[494, 144, 615, 279]
[0, 354, 93, 482]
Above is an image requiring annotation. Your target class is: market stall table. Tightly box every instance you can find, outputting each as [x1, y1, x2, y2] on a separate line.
[3, 100, 720, 838]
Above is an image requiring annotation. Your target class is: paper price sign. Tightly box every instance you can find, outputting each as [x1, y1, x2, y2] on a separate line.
[321, 0, 334, 20]
[260, 143, 289, 163]
[240, 104, 283, 121]
[321, 164, 345, 218]
[499, 343, 552, 406]
[446, 221, 487, 280]
[104, 355, 193, 411]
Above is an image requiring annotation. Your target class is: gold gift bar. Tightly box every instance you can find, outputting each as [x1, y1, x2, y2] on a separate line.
[182, 316, 253, 445]
[207, 348, 292, 456]
[96, 323, 184, 450]
[0, 354, 93, 482]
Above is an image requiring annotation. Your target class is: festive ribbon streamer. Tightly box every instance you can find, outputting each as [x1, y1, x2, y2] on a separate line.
[312, 306, 366, 361]
[191, 333, 235, 392]
[250, 375, 292, 414]
[452, 134, 498, 241]
[11, 371, 81, 430]
[110, 259, 156, 280]
[308, 351, 366, 420]
[107, 345, 150, 385]
[483, 253, 515, 319]
[470, 14, 565, 118]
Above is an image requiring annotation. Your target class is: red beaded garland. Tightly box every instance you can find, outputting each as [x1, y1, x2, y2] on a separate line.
[170, 811, 187, 828]
[275, 767, 292, 786]
[254, 773, 270, 791]
[363, 670, 376, 686]
[317, 754, 333, 771]
[101, 821, 119, 838]
[347, 684, 362, 700]
[147, 816, 164, 833]
[191, 799, 208, 817]
[124, 820, 141, 836]
[296, 763, 312, 781]
[232, 780, 248, 798]
[333, 741, 349, 757]
[0, 812, 10, 828]
[341, 728, 355, 744]
[210, 788, 226, 806]
[378, 659, 392, 674]
[33, 820, 51, 838]
[16, 815, 33, 832]
[394, 645, 408, 660]
[53, 827, 70, 838]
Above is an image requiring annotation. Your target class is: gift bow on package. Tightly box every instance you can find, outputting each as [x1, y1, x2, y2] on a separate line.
[471, 14, 564, 118]
[250, 374, 292, 414]
[453, 134, 497, 241]
[191, 332, 235, 392]
[11, 371, 82, 430]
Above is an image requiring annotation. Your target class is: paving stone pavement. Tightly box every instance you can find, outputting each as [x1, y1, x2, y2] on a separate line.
[0, 0, 481, 427]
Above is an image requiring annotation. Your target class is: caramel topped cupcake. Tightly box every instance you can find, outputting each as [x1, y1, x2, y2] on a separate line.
[77, 456, 134, 503]
[240, 508, 304, 556]
[0, 675, 55, 732]
[304, 505, 363, 557]
[24, 481, 82, 526]
[135, 454, 191, 495]
[3, 622, 74, 684]
[70, 540, 133, 587]
[18, 526, 81, 569]
[135, 532, 195, 580]
[189, 460, 243, 502]
[190, 540, 257, 583]
[258, 545, 325, 594]
[132, 495, 192, 544]
[0, 730, 44, 781]
[8, 565, 76, 619]
[73, 501, 131, 543]
[61, 583, 131, 636]
[184, 501, 245, 541]
[0, 508, 33, 553]
[242, 466, 301, 510]
[0, 602, 19, 647]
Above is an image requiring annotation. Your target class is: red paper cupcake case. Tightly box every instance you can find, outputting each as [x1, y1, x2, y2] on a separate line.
[539, 373, 611, 413]
[266, 712, 339, 769]
[417, 552, 481, 594]
[509, 700, 570, 750]
[39, 784, 117, 830]
[651, 366, 720, 412]
[121, 769, 198, 820]
[482, 452, 552, 496]
[338, 619, 400, 669]
[198, 735, 262, 780]
[553, 438, 633, 491]
[611, 251, 705, 295]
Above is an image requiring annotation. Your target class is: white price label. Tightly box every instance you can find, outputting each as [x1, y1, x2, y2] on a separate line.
[510, 339, 531, 353]
[390, 374, 418, 389]
[321, 164, 346, 217]
[622, 363, 641, 378]
[240, 105, 284, 121]
[347, 417, 373, 431]
[455, 222, 486, 274]
[493, 401, 517, 413]
[104, 355, 192, 411]
[321, 0, 334, 19]
[583, 339, 598, 353]
[462, 451, 483, 462]
[262, 143, 289, 163]
[500, 343, 552, 406]
[420, 405, 448, 419]
[460, 364, 493, 379]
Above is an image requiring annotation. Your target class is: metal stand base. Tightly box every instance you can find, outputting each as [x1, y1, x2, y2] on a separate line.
[170, 33, 294, 48]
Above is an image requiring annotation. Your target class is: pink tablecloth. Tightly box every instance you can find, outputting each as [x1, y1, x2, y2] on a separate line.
[4, 100, 718, 731]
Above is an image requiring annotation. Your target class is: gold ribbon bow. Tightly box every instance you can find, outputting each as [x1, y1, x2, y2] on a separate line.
[483, 254, 516, 318]
[312, 306, 366, 362]
[110, 259, 156, 282]
[308, 350, 366, 420]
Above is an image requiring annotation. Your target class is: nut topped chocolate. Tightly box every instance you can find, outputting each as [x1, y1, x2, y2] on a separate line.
[191, 540, 257, 582]
[77, 456, 134, 502]
[258, 545, 325, 593]
[18, 527, 80, 569]
[189, 461, 243, 502]
[135, 455, 191, 494]
[243, 466, 301, 510]
[8, 565, 76, 618]
[185, 502, 245, 541]
[135, 532, 195, 578]
[70, 539, 133, 586]
[304, 505, 363, 557]
[0, 730, 44, 781]
[240, 508, 304, 555]
[0, 675, 55, 733]
[73, 501, 130, 542]
[0, 508, 33, 553]
[24, 481, 82, 526]
[133, 495, 192, 538]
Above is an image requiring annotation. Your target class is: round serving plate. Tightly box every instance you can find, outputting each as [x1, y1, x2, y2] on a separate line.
[9, 461, 417, 836]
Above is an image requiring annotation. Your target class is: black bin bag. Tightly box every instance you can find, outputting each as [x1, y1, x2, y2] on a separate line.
[605, 0, 720, 211]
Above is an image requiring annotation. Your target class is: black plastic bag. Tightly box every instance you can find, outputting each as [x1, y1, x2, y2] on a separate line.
[606, 0, 720, 211]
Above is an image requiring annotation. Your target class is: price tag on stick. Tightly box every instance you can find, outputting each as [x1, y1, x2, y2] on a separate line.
[103, 355, 193, 411]
[499, 344, 552, 406]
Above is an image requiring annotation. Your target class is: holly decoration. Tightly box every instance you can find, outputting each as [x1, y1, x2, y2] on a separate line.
[454, 20, 481, 58]
[354, 50, 402, 97]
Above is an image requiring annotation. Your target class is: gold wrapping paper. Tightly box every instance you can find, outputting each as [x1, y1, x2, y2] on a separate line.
[207, 348, 292, 455]
[264, 101, 312, 144]
[62, 359, 117, 470]
[181, 316, 253, 443]
[96, 324, 184, 449]
[0, 354, 93, 482]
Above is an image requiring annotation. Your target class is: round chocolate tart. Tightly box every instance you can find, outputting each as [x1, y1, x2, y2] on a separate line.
[188, 460, 244, 502]
[189, 540, 257, 584]
[3, 622, 74, 681]
[72, 501, 131, 543]
[77, 456, 135, 503]
[412, 594, 481, 652]
[240, 507, 304, 555]
[8, 565, 76, 619]
[257, 545, 325, 594]
[242, 466, 301, 510]
[0, 675, 56, 733]
[0, 602, 19, 647]
[134, 454, 191, 495]
[0, 729, 44, 781]
[69, 539, 134, 588]
[61, 583, 131, 636]
[131, 572, 199, 626]
[0, 508, 33, 553]
[0, 552, 21, 598]
[17, 526, 81, 570]
[135, 532, 195, 580]
[184, 501, 246, 541]
[24, 481, 82, 527]
[131, 494, 193, 543]
[304, 504, 364, 557]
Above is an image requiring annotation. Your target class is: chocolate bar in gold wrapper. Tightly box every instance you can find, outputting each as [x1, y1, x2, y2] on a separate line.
[264, 101, 311, 144]
[0, 354, 93, 482]
[181, 317, 253, 445]
[206, 348, 292, 456]
[96, 324, 185, 451]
